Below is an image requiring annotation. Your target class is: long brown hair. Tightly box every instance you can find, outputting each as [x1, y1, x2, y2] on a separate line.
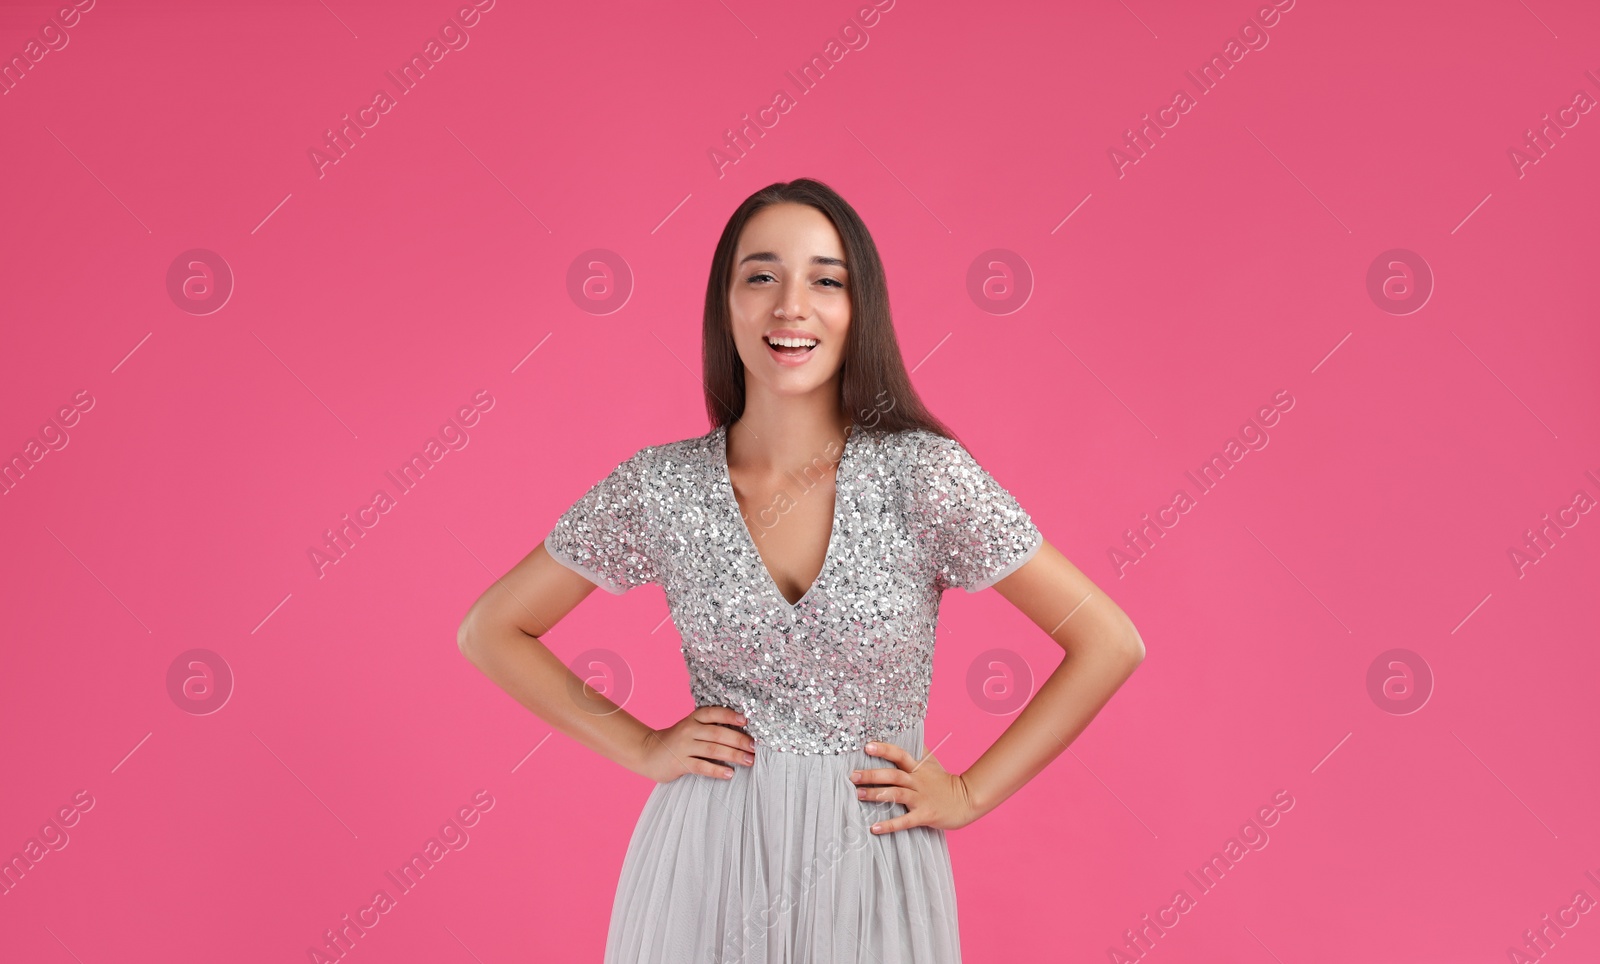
[701, 178, 955, 442]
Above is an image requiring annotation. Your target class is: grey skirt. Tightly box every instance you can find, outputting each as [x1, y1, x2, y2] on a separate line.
[604, 719, 963, 963]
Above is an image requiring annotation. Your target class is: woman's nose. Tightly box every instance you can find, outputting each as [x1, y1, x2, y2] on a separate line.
[777, 281, 811, 316]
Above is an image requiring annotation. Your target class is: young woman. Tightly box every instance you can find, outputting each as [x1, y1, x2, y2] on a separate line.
[457, 178, 1145, 962]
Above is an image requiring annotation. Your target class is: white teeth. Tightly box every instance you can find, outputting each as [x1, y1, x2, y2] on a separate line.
[766, 335, 818, 348]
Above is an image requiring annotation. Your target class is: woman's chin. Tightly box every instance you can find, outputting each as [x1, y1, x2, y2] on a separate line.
[744, 366, 842, 397]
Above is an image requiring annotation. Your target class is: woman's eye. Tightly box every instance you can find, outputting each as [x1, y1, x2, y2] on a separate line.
[743, 273, 844, 287]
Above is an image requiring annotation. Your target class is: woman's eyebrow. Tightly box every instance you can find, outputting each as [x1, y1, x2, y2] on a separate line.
[736, 252, 848, 269]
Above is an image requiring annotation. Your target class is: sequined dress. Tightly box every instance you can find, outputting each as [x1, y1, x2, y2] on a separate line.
[543, 423, 1043, 963]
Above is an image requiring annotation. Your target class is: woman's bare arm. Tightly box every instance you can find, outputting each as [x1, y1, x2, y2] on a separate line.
[456, 544, 755, 782]
[958, 538, 1146, 819]
[455, 543, 659, 775]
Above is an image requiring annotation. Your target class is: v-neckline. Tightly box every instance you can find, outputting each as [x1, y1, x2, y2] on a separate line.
[717, 422, 855, 611]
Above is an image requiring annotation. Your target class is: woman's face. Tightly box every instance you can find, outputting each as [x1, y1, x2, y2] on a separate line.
[727, 202, 851, 403]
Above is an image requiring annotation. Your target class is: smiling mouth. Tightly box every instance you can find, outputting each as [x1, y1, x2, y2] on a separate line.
[764, 335, 818, 355]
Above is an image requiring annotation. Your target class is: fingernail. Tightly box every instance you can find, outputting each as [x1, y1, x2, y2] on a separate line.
[870, 824, 881, 833]
[736, 714, 747, 724]
[849, 770, 860, 780]
[865, 743, 876, 752]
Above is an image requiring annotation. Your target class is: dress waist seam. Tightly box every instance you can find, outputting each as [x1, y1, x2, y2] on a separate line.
[749, 719, 925, 756]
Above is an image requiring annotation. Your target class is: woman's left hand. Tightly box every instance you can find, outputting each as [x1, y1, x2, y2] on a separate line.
[849, 741, 982, 834]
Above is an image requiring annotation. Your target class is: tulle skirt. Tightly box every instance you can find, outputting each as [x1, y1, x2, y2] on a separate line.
[603, 719, 962, 963]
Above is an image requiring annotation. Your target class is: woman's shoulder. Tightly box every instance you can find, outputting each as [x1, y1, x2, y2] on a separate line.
[857, 426, 962, 469]
[862, 428, 1024, 502]
[610, 426, 723, 478]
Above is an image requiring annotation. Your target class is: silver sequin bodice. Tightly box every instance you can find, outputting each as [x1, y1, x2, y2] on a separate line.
[544, 424, 1043, 754]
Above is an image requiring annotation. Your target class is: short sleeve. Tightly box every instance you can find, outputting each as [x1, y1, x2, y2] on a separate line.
[542, 448, 660, 594]
[904, 432, 1044, 593]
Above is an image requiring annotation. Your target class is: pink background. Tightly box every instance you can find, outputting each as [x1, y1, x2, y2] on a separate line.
[3, 0, 1598, 961]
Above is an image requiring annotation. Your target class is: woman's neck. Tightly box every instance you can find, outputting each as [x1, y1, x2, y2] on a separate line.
[728, 387, 851, 475]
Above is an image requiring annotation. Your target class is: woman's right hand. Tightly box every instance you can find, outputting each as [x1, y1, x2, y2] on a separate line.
[639, 705, 756, 784]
